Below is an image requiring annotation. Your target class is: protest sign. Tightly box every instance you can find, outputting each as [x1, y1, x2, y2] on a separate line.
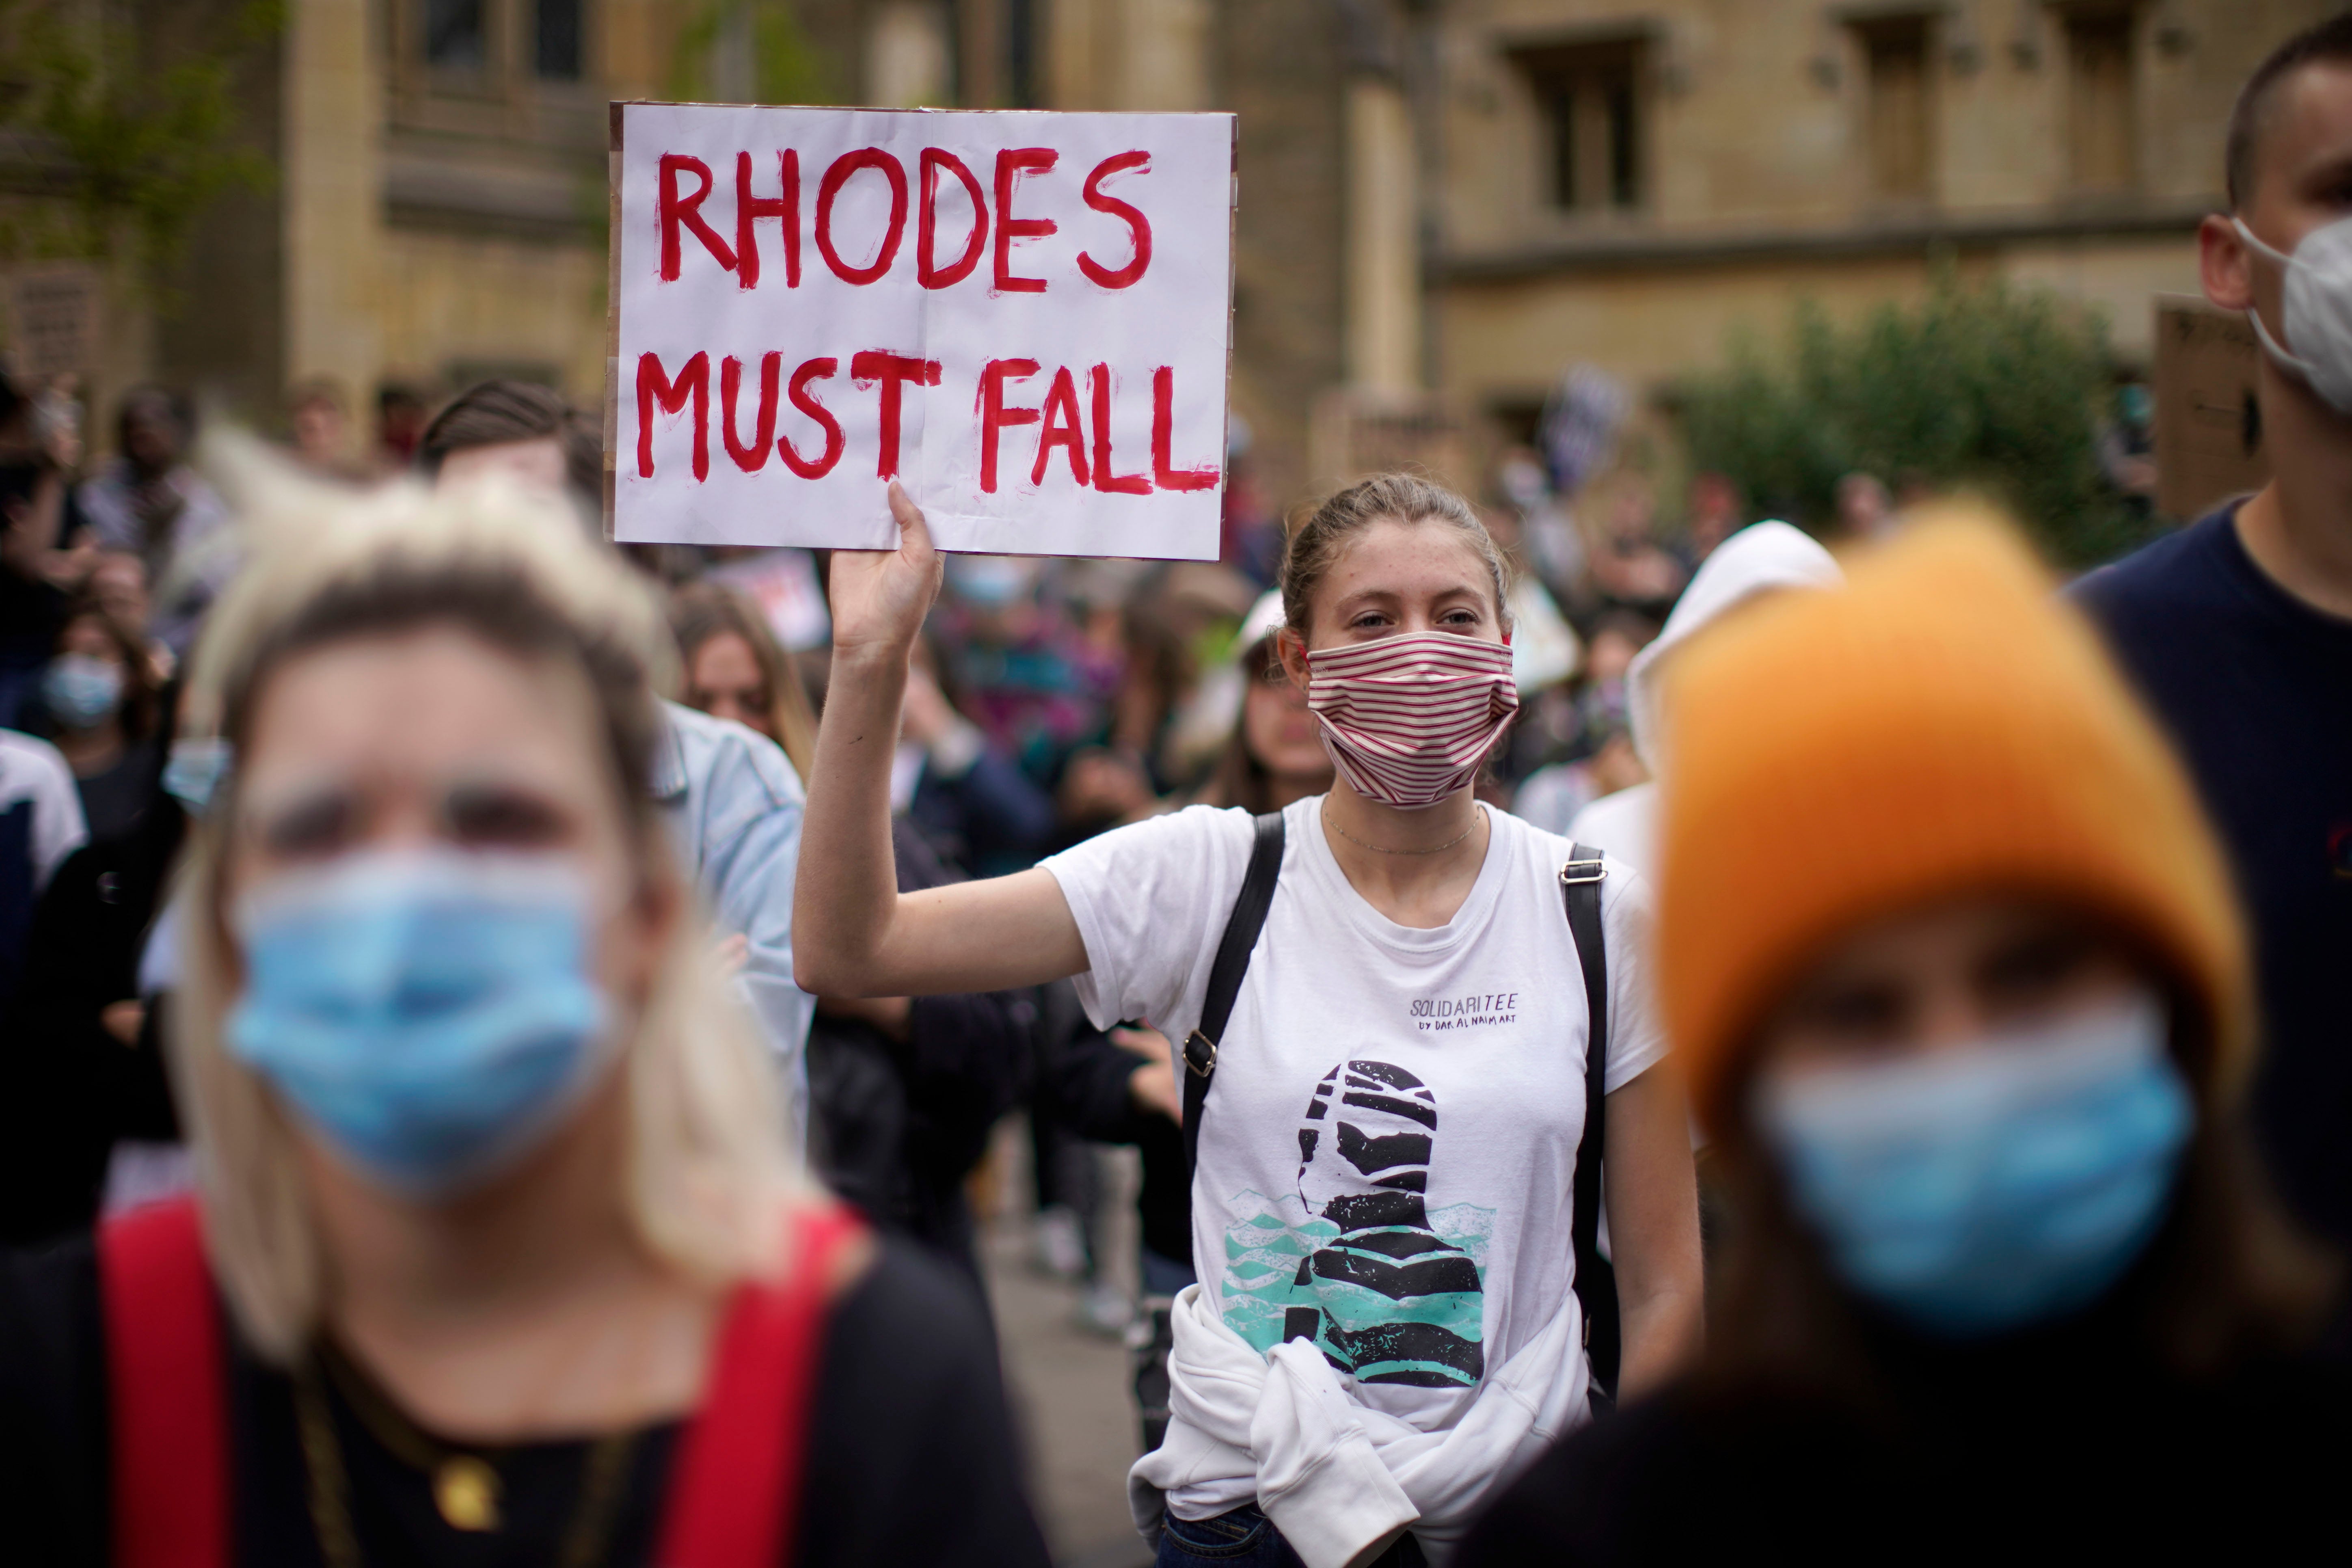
[1, 263, 104, 386]
[2152, 294, 2267, 521]
[609, 102, 1236, 559]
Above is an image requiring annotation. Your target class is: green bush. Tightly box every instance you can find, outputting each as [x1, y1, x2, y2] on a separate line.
[0, 0, 282, 278]
[1676, 270, 2153, 568]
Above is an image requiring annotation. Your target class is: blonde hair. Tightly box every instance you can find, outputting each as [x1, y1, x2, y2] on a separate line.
[175, 441, 805, 1363]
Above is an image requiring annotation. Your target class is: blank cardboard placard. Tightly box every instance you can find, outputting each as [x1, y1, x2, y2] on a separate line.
[2153, 294, 2268, 522]
[611, 102, 1235, 560]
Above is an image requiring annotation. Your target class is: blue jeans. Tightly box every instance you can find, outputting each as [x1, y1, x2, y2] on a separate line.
[1155, 1506, 1425, 1568]
[1139, 1244, 1198, 1298]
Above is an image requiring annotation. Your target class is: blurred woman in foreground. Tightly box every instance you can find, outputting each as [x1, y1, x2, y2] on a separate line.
[0, 460, 1044, 1566]
[1462, 513, 2343, 1562]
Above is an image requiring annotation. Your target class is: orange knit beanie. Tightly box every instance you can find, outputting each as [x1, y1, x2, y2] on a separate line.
[1657, 508, 2249, 1139]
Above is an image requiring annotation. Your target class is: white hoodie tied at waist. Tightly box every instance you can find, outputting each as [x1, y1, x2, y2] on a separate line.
[1128, 1282, 1591, 1568]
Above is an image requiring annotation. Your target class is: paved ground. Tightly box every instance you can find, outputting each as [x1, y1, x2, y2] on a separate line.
[979, 1134, 1156, 1568]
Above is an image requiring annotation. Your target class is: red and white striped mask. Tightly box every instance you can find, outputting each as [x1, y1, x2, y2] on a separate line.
[1305, 633, 1520, 810]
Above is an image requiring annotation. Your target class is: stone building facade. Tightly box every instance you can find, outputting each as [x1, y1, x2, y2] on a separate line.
[34, 0, 1395, 503]
[1431, 0, 2339, 454]
[16, 0, 2322, 506]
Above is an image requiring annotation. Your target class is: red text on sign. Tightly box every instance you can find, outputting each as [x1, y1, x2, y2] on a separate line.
[850, 350, 943, 478]
[639, 351, 1219, 497]
[659, 148, 1160, 294]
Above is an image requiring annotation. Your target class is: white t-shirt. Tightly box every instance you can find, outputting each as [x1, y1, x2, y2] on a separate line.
[1565, 780, 1657, 875]
[0, 729, 89, 891]
[1044, 795, 1662, 1444]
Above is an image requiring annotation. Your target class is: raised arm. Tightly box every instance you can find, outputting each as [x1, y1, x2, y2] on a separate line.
[792, 483, 1090, 998]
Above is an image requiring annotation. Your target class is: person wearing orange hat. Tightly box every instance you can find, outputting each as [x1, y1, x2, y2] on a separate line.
[1459, 512, 2346, 1562]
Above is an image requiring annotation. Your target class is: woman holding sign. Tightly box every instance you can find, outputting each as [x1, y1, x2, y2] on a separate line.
[797, 473, 1704, 1566]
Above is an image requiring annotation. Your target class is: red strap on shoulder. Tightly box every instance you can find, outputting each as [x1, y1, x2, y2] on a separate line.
[98, 1195, 230, 1568]
[654, 1202, 867, 1568]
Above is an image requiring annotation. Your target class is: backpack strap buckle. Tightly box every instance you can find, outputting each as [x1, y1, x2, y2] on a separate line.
[1560, 857, 1608, 886]
[1181, 1029, 1219, 1078]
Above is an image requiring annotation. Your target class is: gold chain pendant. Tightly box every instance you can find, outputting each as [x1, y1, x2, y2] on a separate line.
[433, 1455, 502, 1532]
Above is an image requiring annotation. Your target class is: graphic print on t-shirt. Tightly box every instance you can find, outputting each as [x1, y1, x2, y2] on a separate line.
[1221, 1060, 1492, 1387]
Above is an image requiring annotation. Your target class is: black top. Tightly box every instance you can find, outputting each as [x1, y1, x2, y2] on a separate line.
[2072, 506, 2352, 1257]
[806, 818, 1035, 1286]
[1036, 980, 1188, 1268]
[70, 736, 159, 844]
[1459, 1340, 2352, 1564]
[0, 1231, 1050, 1567]
[1, 799, 185, 1247]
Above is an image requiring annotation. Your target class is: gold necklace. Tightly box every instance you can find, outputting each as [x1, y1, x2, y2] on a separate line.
[294, 1343, 635, 1568]
[1323, 801, 1484, 855]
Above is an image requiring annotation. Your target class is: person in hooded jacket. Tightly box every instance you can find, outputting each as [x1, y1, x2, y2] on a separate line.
[1460, 510, 2344, 1565]
[1565, 521, 1840, 872]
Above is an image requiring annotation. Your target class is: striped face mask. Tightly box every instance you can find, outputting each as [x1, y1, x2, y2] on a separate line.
[1306, 633, 1520, 809]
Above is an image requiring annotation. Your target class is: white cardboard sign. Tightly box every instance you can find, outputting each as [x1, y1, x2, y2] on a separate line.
[611, 102, 1235, 559]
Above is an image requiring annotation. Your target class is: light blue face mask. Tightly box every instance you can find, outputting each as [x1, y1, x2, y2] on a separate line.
[226, 850, 613, 1199]
[162, 736, 232, 814]
[1754, 992, 2192, 1339]
[43, 654, 123, 728]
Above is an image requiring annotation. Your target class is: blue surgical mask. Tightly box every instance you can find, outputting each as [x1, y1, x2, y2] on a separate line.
[43, 654, 123, 728]
[162, 736, 232, 814]
[225, 850, 613, 1198]
[1754, 992, 2192, 1339]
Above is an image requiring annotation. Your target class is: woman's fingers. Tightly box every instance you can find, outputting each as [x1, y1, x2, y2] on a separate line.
[1128, 1060, 1182, 1124]
[881, 479, 944, 635]
[887, 477, 935, 565]
[711, 931, 751, 980]
[832, 482, 944, 655]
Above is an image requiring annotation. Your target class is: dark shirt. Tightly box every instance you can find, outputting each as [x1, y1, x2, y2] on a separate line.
[0, 568, 66, 724]
[0, 1231, 1049, 1567]
[1458, 1345, 2352, 1565]
[806, 818, 1034, 1286]
[1038, 981, 1189, 1268]
[70, 737, 158, 844]
[1, 801, 185, 1246]
[2073, 505, 2352, 1256]
[909, 751, 1058, 879]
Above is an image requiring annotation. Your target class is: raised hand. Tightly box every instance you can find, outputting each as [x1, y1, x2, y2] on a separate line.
[829, 479, 944, 661]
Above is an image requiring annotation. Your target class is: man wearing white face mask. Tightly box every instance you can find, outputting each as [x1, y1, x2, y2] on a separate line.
[2075, 15, 2352, 1332]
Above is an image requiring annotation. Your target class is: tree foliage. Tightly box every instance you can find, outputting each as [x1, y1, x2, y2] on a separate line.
[1676, 269, 2151, 567]
[0, 0, 283, 277]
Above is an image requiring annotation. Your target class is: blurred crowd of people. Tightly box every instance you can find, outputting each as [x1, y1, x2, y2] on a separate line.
[3, 15, 2352, 1568]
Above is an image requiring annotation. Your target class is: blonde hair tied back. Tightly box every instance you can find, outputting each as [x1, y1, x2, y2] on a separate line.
[1279, 473, 1514, 641]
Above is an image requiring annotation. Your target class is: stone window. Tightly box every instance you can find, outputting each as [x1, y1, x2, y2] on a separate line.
[1855, 13, 1934, 201]
[1518, 37, 1647, 215]
[536, 0, 584, 82]
[425, 0, 487, 72]
[2064, 5, 2137, 192]
[402, 0, 595, 97]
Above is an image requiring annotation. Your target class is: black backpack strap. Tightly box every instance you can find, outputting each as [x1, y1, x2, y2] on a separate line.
[1562, 842, 1620, 1406]
[1180, 812, 1286, 1185]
